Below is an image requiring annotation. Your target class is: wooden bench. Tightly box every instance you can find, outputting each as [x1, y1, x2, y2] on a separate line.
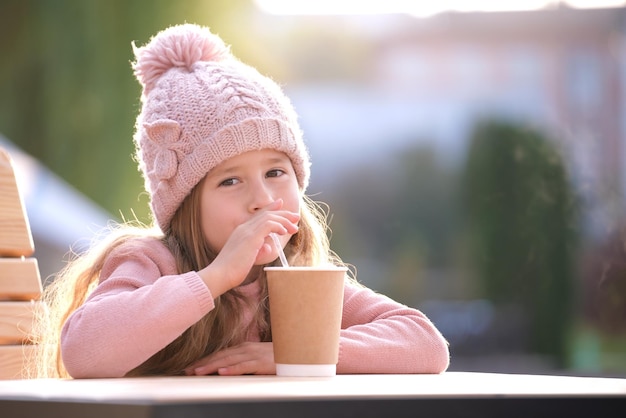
[0, 147, 42, 379]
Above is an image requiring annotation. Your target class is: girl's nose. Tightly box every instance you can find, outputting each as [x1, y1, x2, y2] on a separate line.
[249, 181, 274, 212]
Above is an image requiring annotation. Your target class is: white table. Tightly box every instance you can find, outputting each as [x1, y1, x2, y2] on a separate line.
[1, 372, 625, 417]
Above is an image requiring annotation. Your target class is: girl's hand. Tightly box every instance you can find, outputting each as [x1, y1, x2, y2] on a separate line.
[201, 199, 299, 295]
[184, 342, 276, 376]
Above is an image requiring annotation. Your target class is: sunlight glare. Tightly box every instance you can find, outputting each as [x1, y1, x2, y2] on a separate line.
[255, 0, 626, 17]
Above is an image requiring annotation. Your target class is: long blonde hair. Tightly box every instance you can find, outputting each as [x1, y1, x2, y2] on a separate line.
[31, 182, 347, 378]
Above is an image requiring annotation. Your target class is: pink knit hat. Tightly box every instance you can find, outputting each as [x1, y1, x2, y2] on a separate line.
[132, 24, 310, 232]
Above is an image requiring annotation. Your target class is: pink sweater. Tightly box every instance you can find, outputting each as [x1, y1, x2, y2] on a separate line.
[61, 238, 449, 378]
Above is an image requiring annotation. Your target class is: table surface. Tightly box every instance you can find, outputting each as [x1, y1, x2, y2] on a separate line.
[1, 372, 625, 418]
[1, 372, 626, 401]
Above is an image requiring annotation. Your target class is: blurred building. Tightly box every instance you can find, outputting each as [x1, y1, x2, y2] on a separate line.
[371, 6, 625, 236]
[276, 7, 625, 238]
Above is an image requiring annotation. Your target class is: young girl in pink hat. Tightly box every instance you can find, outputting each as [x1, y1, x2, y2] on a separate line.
[35, 23, 449, 378]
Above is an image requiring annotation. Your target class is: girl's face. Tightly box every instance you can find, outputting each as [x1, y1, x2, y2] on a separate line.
[199, 149, 300, 264]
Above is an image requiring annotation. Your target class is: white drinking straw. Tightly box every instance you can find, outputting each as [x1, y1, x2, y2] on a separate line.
[270, 233, 289, 267]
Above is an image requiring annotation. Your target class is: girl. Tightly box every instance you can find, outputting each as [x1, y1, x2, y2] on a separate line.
[34, 23, 449, 378]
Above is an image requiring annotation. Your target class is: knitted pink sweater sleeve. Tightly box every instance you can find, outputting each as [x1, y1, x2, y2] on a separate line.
[337, 282, 449, 374]
[60, 238, 214, 378]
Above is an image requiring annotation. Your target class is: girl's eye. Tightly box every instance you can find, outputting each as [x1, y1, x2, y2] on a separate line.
[267, 169, 284, 178]
[219, 178, 239, 187]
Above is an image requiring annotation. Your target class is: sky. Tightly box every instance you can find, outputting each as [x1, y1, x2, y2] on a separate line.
[255, 0, 626, 17]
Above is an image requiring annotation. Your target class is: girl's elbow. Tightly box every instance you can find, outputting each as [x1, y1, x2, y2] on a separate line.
[61, 337, 126, 379]
[431, 336, 451, 373]
[416, 333, 450, 374]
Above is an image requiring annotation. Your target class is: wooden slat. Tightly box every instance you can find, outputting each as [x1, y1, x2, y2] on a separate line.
[0, 147, 34, 257]
[0, 301, 42, 345]
[0, 147, 40, 379]
[0, 258, 42, 301]
[0, 345, 36, 379]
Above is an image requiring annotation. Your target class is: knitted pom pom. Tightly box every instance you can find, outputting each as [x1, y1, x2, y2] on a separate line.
[133, 24, 230, 94]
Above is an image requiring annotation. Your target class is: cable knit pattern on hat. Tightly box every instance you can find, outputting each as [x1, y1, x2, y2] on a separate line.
[131, 24, 310, 232]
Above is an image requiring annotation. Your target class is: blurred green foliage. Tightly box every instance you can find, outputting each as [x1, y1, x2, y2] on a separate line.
[0, 0, 251, 224]
[462, 119, 581, 367]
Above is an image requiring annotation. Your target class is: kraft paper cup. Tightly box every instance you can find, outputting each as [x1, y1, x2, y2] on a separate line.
[265, 266, 347, 377]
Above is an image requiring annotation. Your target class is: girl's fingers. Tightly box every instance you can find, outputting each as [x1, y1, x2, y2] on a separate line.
[185, 343, 275, 376]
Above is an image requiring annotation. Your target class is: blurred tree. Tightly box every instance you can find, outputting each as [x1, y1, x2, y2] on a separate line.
[462, 119, 580, 368]
[0, 0, 252, 225]
[581, 223, 626, 335]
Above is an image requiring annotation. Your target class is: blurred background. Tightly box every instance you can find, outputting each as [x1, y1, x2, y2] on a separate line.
[1, 0, 625, 377]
